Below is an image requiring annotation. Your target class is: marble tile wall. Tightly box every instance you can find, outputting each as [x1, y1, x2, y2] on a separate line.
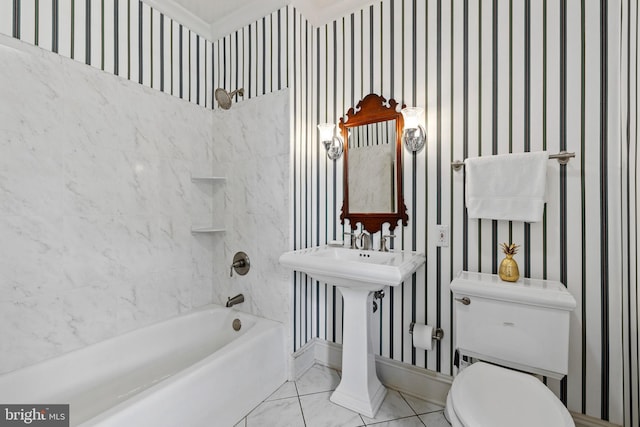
[0, 34, 216, 374]
[209, 89, 291, 342]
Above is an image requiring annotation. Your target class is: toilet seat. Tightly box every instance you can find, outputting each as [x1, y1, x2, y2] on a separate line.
[447, 362, 574, 427]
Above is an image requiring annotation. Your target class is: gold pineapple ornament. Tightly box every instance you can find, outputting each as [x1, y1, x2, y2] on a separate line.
[498, 243, 520, 282]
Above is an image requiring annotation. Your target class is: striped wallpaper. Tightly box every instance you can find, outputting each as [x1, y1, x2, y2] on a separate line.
[622, 1, 639, 426]
[1, 1, 636, 426]
[290, 1, 627, 425]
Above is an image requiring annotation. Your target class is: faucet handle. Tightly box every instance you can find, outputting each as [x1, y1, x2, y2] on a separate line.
[379, 234, 395, 252]
[343, 232, 357, 249]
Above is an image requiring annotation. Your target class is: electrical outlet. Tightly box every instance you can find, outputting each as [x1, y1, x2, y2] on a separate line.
[436, 224, 449, 247]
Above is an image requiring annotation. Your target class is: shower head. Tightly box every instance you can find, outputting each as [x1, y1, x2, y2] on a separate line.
[215, 88, 244, 109]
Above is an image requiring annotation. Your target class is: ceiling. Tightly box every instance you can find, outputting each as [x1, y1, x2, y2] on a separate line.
[145, 0, 376, 41]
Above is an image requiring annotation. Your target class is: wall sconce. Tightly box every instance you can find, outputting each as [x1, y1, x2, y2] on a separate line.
[401, 107, 426, 152]
[317, 123, 344, 160]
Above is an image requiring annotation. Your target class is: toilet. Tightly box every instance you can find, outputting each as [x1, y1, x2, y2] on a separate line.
[446, 271, 577, 427]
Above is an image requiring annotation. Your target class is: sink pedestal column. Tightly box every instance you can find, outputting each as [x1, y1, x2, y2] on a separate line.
[330, 286, 387, 418]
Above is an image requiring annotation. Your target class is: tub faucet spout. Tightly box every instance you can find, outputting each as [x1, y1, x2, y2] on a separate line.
[226, 294, 245, 307]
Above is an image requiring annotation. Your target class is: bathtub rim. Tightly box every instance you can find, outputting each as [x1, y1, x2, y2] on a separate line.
[0, 304, 284, 401]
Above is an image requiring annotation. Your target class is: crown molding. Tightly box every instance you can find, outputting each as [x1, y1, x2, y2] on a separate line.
[145, 0, 288, 41]
[144, 0, 377, 42]
[209, 0, 288, 42]
[143, 0, 212, 38]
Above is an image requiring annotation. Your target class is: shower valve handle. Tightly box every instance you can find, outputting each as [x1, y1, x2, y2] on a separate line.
[230, 260, 245, 277]
[229, 252, 251, 277]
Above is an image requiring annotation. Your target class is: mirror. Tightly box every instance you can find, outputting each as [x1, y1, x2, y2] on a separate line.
[347, 121, 396, 213]
[339, 94, 409, 234]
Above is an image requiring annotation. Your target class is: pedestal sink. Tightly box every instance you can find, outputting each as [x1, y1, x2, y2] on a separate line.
[279, 245, 426, 417]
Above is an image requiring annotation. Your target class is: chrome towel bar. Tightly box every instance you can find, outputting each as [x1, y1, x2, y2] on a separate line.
[451, 150, 576, 171]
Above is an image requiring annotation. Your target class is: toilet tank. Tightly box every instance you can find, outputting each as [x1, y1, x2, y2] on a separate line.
[451, 271, 576, 379]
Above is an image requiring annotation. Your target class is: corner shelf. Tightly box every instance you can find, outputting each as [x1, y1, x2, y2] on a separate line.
[191, 176, 227, 183]
[191, 226, 226, 234]
[191, 174, 226, 235]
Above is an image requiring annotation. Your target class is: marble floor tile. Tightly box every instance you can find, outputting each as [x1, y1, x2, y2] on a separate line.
[295, 364, 341, 396]
[419, 411, 450, 427]
[365, 415, 426, 427]
[245, 396, 305, 427]
[265, 381, 298, 401]
[399, 393, 443, 415]
[360, 390, 416, 424]
[299, 391, 364, 427]
[235, 368, 451, 427]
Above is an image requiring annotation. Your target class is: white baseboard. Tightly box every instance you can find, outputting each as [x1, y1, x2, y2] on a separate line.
[571, 412, 621, 427]
[289, 338, 316, 380]
[308, 338, 451, 407]
[292, 339, 620, 427]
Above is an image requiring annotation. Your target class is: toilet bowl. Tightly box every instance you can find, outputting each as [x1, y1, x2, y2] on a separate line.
[444, 362, 574, 427]
[449, 271, 577, 427]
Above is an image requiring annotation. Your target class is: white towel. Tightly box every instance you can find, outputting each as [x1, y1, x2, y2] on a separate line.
[465, 151, 548, 222]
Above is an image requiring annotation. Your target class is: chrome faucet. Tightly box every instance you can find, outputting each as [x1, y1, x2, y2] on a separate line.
[358, 232, 371, 250]
[225, 294, 245, 307]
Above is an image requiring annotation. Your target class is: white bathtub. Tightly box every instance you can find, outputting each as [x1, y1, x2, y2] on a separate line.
[0, 305, 287, 427]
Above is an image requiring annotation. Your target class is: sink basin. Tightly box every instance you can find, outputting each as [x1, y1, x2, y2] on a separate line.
[278, 246, 425, 290]
[279, 245, 425, 417]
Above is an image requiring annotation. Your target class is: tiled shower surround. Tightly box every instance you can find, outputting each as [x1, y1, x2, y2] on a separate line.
[0, 34, 291, 374]
[210, 89, 291, 328]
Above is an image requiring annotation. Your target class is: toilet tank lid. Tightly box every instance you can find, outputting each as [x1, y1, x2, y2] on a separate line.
[451, 271, 576, 311]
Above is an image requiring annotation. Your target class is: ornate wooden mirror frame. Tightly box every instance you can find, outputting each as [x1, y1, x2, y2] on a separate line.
[339, 93, 409, 234]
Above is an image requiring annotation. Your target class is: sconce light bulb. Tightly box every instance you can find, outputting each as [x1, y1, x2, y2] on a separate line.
[318, 123, 343, 160]
[401, 107, 425, 153]
[401, 107, 424, 129]
[317, 123, 335, 142]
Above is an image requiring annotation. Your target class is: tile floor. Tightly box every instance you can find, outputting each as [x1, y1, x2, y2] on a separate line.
[234, 364, 450, 427]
